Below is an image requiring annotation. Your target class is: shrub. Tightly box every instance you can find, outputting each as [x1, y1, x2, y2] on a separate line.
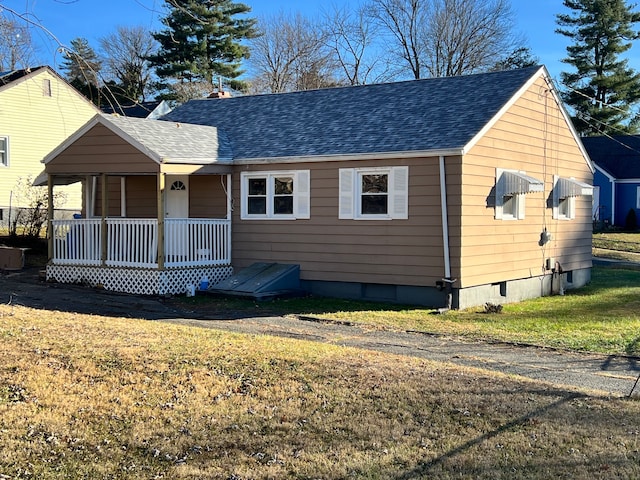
[625, 208, 638, 231]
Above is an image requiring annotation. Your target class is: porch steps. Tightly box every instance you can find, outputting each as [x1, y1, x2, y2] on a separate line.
[208, 262, 302, 300]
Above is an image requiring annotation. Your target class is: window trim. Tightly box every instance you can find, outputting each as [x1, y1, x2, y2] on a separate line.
[339, 166, 409, 220]
[0, 136, 8, 167]
[495, 168, 540, 221]
[240, 170, 310, 220]
[552, 175, 592, 221]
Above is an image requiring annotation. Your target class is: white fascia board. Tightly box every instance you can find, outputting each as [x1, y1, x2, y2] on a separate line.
[614, 178, 640, 184]
[462, 66, 595, 174]
[43, 114, 103, 164]
[231, 148, 464, 165]
[594, 164, 616, 182]
[97, 115, 164, 164]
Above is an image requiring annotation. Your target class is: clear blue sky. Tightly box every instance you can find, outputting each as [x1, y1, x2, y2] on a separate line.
[7, 0, 575, 80]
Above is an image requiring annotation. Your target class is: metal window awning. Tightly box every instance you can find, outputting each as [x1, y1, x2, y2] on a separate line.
[500, 170, 544, 195]
[557, 177, 593, 198]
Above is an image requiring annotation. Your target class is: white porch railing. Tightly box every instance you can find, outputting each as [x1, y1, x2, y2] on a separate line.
[106, 218, 158, 268]
[51, 219, 102, 266]
[51, 218, 231, 268]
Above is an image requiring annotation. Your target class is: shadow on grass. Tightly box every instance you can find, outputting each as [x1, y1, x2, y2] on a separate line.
[395, 391, 586, 479]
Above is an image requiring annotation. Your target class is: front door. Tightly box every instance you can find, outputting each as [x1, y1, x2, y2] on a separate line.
[166, 175, 189, 218]
[165, 176, 189, 261]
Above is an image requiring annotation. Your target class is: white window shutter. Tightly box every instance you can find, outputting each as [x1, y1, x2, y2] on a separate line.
[390, 166, 409, 219]
[295, 170, 310, 219]
[240, 172, 248, 220]
[339, 168, 354, 219]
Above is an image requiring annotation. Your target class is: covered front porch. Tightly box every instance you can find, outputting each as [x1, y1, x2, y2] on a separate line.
[48, 216, 232, 295]
[40, 114, 235, 295]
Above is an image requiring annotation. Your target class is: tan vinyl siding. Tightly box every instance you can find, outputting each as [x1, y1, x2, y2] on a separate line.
[0, 69, 98, 210]
[46, 124, 158, 175]
[232, 157, 448, 287]
[190, 175, 228, 218]
[460, 76, 592, 288]
[94, 176, 124, 217]
[126, 176, 157, 218]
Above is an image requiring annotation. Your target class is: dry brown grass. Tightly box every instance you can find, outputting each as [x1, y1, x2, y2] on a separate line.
[1, 304, 640, 479]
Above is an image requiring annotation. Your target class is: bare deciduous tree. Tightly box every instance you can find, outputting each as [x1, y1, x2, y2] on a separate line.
[424, 0, 516, 77]
[0, 15, 37, 70]
[99, 25, 157, 103]
[369, 0, 518, 78]
[248, 12, 338, 93]
[368, 0, 430, 79]
[322, 3, 393, 85]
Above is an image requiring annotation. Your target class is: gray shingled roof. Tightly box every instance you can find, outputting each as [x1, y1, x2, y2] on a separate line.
[162, 66, 541, 160]
[101, 114, 232, 164]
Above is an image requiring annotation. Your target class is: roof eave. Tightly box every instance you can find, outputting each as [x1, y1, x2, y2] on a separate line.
[231, 148, 464, 165]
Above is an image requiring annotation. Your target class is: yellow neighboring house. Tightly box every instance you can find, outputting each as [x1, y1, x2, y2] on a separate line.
[0, 66, 99, 228]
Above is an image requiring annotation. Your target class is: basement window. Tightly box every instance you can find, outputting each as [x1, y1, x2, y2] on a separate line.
[552, 175, 593, 220]
[495, 168, 543, 220]
[241, 170, 310, 220]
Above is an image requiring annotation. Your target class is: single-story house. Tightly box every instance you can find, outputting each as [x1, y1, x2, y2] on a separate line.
[39, 65, 594, 309]
[581, 135, 640, 228]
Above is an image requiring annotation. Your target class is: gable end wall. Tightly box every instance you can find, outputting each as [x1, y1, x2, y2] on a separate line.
[460, 76, 593, 289]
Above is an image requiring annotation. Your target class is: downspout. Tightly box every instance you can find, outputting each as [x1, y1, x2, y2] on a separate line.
[439, 155, 455, 311]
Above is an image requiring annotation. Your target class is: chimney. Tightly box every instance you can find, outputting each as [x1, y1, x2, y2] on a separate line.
[208, 90, 231, 99]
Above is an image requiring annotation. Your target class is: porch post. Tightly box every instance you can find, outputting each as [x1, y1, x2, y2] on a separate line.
[226, 173, 232, 262]
[101, 174, 108, 265]
[157, 172, 165, 269]
[226, 173, 232, 220]
[47, 175, 54, 260]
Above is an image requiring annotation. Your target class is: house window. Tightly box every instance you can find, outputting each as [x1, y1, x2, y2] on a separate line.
[339, 166, 408, 220]
[361, 173, 388, 214]
[0, 136, 8, 166]
[495, 168, 543, 220]
[170, 180, 186, 191]
[241, 170, 310, 220]
[553, 175, 593, 220]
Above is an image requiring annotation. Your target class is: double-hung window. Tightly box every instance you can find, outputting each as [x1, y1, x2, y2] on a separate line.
[241, 170, 310, 220]
[339, 166, 409, 220]
[0, 136, 8, 167]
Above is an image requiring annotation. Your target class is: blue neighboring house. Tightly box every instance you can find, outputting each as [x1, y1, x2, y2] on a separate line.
[581, 135, 640, 228]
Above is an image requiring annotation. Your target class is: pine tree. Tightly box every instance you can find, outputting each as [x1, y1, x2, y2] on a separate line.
[148, 0, 258, 102]
[60, 37, 103, 105]
[556, 0, 640, 136]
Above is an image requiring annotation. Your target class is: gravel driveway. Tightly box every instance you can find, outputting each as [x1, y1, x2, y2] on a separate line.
[2, 267, 639, 398]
